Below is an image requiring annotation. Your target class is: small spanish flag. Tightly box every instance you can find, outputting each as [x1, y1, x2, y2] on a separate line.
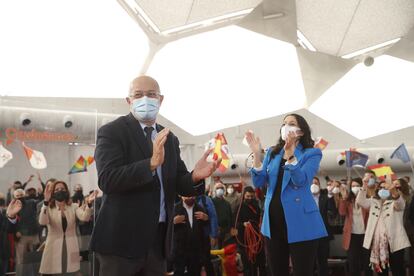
[367, 164, 396, 181]
[213, 133, 230, 172]
[314, 137, 329, 150]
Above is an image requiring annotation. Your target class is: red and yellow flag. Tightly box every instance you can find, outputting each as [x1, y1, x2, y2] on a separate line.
[367, 164, 396, 181]
[213, 133, 230, 172]
[314, 137, 329, 150]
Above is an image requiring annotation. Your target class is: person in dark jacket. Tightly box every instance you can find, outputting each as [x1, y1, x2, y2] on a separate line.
[236, 186, 266, 276]
[0, 198, 22, 276]
[172, 196, 209, 276]
[13, 189, 40, 266]
[90, 75, 221, 276]
[311, 177, 338, 276]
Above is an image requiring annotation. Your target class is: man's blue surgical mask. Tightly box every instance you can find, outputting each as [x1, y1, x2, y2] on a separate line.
[368, 178, 376, 187]
[131, 96, 160, 121]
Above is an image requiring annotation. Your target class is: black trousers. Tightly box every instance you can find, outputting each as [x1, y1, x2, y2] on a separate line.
[347, 234, 372, 276]
[96, 223, 166, 276]
[315, 238, 329, 276]
[239, 245, 267, 276]
[376, 249, 406, 276]
[265, 237, 318, 276]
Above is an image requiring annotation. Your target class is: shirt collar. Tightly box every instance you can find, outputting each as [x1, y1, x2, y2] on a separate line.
[139, 122, 156, 132]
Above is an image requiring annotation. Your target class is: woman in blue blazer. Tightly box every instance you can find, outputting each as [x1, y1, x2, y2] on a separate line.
[246, 114, 327, 276]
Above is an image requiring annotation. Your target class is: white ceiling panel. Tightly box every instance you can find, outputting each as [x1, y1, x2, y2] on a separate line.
[309, 56, 414, 140]
[148, 26, 305, 135]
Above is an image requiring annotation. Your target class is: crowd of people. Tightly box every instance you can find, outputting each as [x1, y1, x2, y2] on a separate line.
[2, 75, 414, 276]
[1, 171, 414, 276]
[0, 175, 99, 276]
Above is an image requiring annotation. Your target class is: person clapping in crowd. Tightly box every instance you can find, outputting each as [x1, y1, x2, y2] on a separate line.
[357, 177, 411, 275]
[39, 181, 96, 275]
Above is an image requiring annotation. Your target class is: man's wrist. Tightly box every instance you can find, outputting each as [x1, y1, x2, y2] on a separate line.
[6, 213, 16, 219]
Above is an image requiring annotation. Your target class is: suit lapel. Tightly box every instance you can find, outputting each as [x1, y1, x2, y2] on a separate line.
[125, 113, 151, 158]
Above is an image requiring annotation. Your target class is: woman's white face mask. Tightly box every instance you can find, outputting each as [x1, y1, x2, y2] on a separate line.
[281, 125, 302, 141]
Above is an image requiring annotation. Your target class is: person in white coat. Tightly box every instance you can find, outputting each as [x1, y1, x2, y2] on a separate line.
[39, 181, 96, 275]
[356, 177, 411, 275]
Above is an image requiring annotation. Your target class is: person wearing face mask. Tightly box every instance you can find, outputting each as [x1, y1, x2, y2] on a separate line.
[6, 175, 34, 205]
[310, 177, 337, 276]
[91, 76, 221, 276]
[338, 178, 372, 276]
[224, 183, 242, 216]
[39, 181, 95, 275]
[236, 186, 266, 276]
[12, 188, 41, 269]
[172, 196, 209, 276]
[246, 114, 327, 276]
[356, 177, 411, 275]
[363, 170, 378, 198]
[212, 182, 233, 248]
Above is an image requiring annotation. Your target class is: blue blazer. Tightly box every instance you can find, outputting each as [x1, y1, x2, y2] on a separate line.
[250, 144, 327, 243]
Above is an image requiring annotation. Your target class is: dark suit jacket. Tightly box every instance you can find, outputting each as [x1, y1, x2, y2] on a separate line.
[0, 209, 16, 260]
[318, 189, 337, 240]
[90, 113, 203, 259]
[172, 202, 209, 262]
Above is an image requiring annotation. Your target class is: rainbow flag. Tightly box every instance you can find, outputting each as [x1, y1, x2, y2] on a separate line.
[367, 164, 396, 181]
[68, 156, 88, 174]
[213, 133, 230, 172]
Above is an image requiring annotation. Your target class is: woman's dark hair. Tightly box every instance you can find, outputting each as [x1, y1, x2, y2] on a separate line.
[398, 178, 410, 201]
[347, 177, 362, 203]
[49, 181, 72, 208]
[270, 114, 315, 160]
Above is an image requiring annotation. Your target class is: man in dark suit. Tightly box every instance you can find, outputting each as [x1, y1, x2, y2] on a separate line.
[90, 75, 221, 276]
[311, 177, 337, 276]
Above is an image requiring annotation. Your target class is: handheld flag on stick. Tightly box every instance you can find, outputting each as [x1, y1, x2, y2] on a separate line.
[0, 142, 13, 168]
[212, 133, 230, 172]
[390, 143, 411, 164]
[68, 156, 88, 174]
[22, 142, 47, 169]
[345, 150, 369, 168]
[368, 164, 396, 181]
[314, 137, 329, 150]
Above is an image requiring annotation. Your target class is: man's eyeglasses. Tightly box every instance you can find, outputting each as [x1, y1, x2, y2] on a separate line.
[129, 90, 160, 99]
